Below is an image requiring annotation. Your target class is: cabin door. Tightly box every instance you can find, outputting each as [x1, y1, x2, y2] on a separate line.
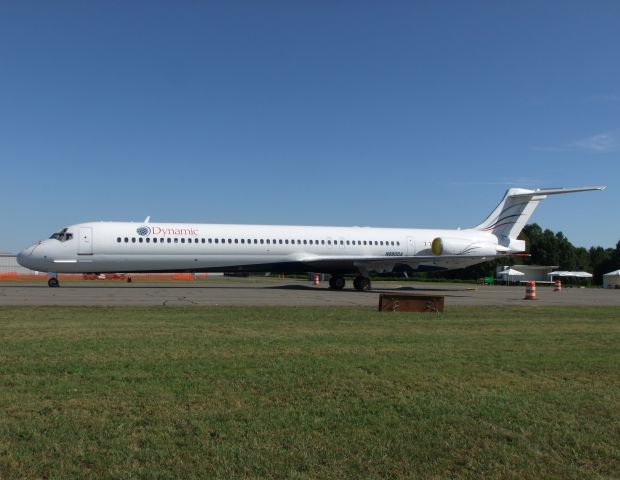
[406, 236, 416, 256]
[78, 227, 93, 255]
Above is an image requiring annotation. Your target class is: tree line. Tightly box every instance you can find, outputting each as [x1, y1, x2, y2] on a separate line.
[420, 223, 620, 285]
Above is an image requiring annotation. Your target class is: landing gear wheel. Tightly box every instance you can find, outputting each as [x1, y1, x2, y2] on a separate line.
[329, 275, 346, 290]
[48, 277, 59, 288]
[353, 276, 371, 291]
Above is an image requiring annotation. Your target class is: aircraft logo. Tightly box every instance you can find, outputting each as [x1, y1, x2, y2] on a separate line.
[136, 226, 151, 236]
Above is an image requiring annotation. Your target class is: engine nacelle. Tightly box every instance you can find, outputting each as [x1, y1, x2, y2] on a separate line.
[431, 237, 497, 256]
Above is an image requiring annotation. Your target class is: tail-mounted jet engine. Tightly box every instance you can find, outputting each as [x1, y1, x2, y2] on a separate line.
[431, 237, 497, 256]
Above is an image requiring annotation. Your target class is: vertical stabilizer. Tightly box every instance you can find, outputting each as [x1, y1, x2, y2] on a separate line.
[472, 186, 605, 239]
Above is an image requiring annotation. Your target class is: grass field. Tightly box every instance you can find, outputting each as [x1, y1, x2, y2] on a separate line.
[1, 306, 618, 479]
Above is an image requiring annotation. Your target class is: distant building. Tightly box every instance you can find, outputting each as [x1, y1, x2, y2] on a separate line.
[496, 265, 558, 283]
[0, 252, 39, 275]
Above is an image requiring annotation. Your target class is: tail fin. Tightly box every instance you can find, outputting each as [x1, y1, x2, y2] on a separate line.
[473, 186, 605, 238]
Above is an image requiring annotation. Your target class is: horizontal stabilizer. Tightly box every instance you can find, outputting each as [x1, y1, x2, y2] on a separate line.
[509, 186, 605, 198]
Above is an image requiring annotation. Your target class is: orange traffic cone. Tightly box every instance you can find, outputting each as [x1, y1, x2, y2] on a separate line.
[524, 281, 537, 300]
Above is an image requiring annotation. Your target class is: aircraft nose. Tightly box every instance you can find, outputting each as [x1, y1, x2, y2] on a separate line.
[17, 248, 33, 269]
[16, 242, 42, 270]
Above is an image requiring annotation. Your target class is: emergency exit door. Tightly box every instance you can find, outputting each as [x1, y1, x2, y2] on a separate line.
[78, 227, 93, 255]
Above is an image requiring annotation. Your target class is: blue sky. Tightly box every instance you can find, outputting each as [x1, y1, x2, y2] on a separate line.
[1, 1, 618, 253]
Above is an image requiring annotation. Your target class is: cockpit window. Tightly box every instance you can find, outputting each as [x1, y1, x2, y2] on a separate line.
[49, 228, 73, 242]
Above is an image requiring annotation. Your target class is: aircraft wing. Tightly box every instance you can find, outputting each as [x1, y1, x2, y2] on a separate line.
[296, 253, 499, 273]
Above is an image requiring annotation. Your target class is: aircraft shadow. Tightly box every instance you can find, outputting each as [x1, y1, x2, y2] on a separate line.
[0, 283, 476, 293]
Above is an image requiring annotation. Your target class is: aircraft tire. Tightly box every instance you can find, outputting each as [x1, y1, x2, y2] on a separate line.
[48, 277, 59, 288]
[353, 276, 371, 291]
[329, 275, 346, 290]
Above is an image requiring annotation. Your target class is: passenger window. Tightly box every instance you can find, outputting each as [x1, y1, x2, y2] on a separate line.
[146, 238, 150, 243]
[201, 238, 205, 243]
[228, 239, 232, 244]
[397, 241, 400, 246]
[266, 239, 270, 244]
[117, 237, 121, 243]
[235, 239, 239, 244]
[124, 237, 128, 243]
[209, 238, 212, 243]
[131, 238, 136, 243]
[181, 238, 185, 243]
[260, 239, 264, 244]
[279, 239, 283, 244]
[215, 238, 219, 243]
[303, 240, 307, 245]
[174, 238, 178, 243]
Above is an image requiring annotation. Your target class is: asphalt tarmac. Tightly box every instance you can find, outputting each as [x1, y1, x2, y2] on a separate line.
[1, 278, 619, 307]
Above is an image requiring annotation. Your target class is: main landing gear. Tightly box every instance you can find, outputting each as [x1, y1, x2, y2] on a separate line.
[48, 277, 59, 287]
[353, 275, 371, 291]
[328, 275, 346, 290]
[328, 275, 372, 291]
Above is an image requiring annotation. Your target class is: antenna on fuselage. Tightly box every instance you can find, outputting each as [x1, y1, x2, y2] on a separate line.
[144, 216, 150, 223]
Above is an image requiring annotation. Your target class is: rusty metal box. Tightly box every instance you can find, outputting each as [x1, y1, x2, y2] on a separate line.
[378, 293, 444, 312]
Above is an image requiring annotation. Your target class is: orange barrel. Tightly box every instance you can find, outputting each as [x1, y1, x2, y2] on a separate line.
[524, 281, 537, 300]
[313, 273, 320, 286]
[554, 279, 562, 292]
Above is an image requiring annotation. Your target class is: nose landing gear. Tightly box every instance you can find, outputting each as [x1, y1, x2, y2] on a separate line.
[48, 276, 59, 287]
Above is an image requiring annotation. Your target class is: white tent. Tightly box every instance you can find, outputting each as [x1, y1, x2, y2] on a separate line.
[548, 271, 569, 278]
[498, 268, 524, 284]
[548, 271, 593, 286]
[603, 270, 620, 289]
[548, 271, 593, 278]
[573, 272, 593, 278]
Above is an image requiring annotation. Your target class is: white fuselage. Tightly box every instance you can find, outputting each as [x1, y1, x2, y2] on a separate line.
[16, 186, 605, 285]
[16, 221, 502, 275]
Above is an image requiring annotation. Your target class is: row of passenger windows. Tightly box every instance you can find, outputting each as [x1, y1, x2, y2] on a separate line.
[117, 237, 400, 246]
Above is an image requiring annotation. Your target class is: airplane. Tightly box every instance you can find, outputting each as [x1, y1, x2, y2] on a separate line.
[17, 186, 605, 289]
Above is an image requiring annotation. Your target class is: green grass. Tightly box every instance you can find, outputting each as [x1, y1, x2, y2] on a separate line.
[1, 306, 619, 479]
